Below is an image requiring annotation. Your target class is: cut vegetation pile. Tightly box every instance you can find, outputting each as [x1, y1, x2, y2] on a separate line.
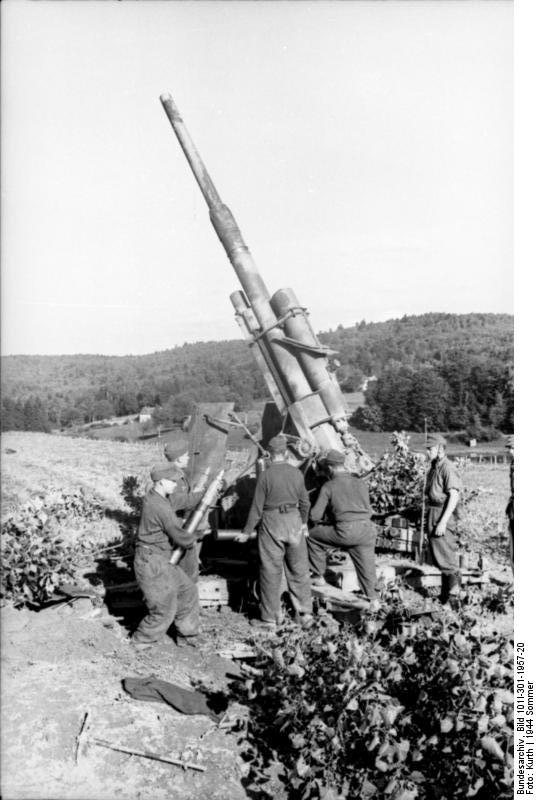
[231, 592, 513, 800]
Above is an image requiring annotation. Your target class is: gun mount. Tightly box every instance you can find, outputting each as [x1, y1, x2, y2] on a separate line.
[160, 93, 372, 473]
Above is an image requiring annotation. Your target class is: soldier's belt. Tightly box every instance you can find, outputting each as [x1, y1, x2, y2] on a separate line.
[265, 503, 299, 514]
[137, 543, 170, 553]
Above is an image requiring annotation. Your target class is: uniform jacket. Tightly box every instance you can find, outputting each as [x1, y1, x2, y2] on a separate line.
[310, 473, 372, 532]
[243, 461, 310, 535]
[137, 489, 197, 553]
[425, 456, 462, 534]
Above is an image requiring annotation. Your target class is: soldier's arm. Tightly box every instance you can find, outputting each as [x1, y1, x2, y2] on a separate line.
[297, 474, 310, 523]
[169, 489, 204, 513]
[310, 484, 329, 524]
[435, 462, 461, 534]
[434, 489, 460, 534]
[160, 506, 196, 549]
[243, 473, 267, 535]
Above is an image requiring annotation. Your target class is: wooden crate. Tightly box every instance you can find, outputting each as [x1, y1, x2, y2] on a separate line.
[198, 576, 229, 608]
[400, 565, 489, 590]
[377, 525, 420, 555]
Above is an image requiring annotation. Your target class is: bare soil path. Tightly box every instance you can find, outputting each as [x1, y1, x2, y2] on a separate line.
[1, 601, 252, 800]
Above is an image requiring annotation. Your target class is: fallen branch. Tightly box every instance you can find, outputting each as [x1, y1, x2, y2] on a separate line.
[74, 709, 90, 764]
[90, 738, 206, 772]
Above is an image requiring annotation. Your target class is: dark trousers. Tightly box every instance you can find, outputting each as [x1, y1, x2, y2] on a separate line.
[307, 520, 377, 600]
[177, 543, 200, 583]
[257, 509, 312, 623]
[133, 547, 200, 643]
[426, 508, 459, 576]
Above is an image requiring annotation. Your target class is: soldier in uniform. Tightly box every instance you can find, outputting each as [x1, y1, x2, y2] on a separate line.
[163, 443, 205, 583]
[131, 464, 200, 648]
[505, 435, 514, 572]
[307, 449, 378, 605]
[240, 434, 312, 630]
[424, 433, 462, 602]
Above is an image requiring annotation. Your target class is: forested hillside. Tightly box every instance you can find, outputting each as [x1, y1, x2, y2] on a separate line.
[319, 313, 514, 436]
[1, 312, 513, 434]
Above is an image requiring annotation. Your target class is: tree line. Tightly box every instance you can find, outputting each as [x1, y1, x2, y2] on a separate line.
[1, 312, 513, 435]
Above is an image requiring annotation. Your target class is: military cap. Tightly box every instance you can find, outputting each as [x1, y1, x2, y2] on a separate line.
[268, 434, 288, 454]
[324, 449, 346, 465]
[164, 443, 183, 462]
[150, 464, 183, 483]
[426, 433, 447, 448]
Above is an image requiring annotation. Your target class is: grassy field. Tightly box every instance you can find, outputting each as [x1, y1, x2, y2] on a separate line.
[456, 460, 511, 569]
[1, 430, 511, 560]
[1, 432, 161, 518]
[2, 429, 511, 506]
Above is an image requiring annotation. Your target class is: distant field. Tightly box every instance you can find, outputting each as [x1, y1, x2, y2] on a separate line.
[70, 393, 364, 443]
[75, 420, 157, 442]
[1, 429, 511, 573]
[1, 430, 511, 561]
[342, 391, 365, 410]
[0, 432, 162, 518]
[66, 415, 508, 462]
[2, 429, 510, 508]
[351, 430, 509, 458]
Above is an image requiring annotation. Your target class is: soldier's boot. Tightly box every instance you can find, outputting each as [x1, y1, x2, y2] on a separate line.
[440, 573, 455, 603]
[441, 573, 461, 605]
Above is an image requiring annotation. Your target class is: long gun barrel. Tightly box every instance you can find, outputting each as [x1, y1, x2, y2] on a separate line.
[160, 94, 372, 469]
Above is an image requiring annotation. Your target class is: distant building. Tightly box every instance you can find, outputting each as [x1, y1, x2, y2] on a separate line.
[138, 406, 155, 423]
[361, 376, 377, 393]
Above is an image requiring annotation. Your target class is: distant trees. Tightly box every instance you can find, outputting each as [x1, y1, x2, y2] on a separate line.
[93, 399, 115, 421]
[360, 356, 512, 435]
[334, 363, 365, 393]
[153, 393, 197, 426]
[1, 313, 513, 434]
[1, 396, 50, 432]
[364, 366, 450, 431]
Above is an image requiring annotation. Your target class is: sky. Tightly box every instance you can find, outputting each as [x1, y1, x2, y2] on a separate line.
[1, 0, 513, 356]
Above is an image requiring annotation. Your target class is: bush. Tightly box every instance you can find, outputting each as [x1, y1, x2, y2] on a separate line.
[350, 405, 384, 432]
[231, 596, 513, 799]
[1, 491, 102, 607]
[121, 475, 145, 517]
[368, 433, 426, 520]
[472, 427, 501, 443]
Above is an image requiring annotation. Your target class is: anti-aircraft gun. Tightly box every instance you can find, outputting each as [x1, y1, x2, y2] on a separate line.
[160, 93, 373, 477]
[159, 96, 471, 598]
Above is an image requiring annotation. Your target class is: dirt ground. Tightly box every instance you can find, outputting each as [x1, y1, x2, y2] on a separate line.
[0, 566, 512, 800]
[1, 600, 254, 800]
[0, 432, 513, 800]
